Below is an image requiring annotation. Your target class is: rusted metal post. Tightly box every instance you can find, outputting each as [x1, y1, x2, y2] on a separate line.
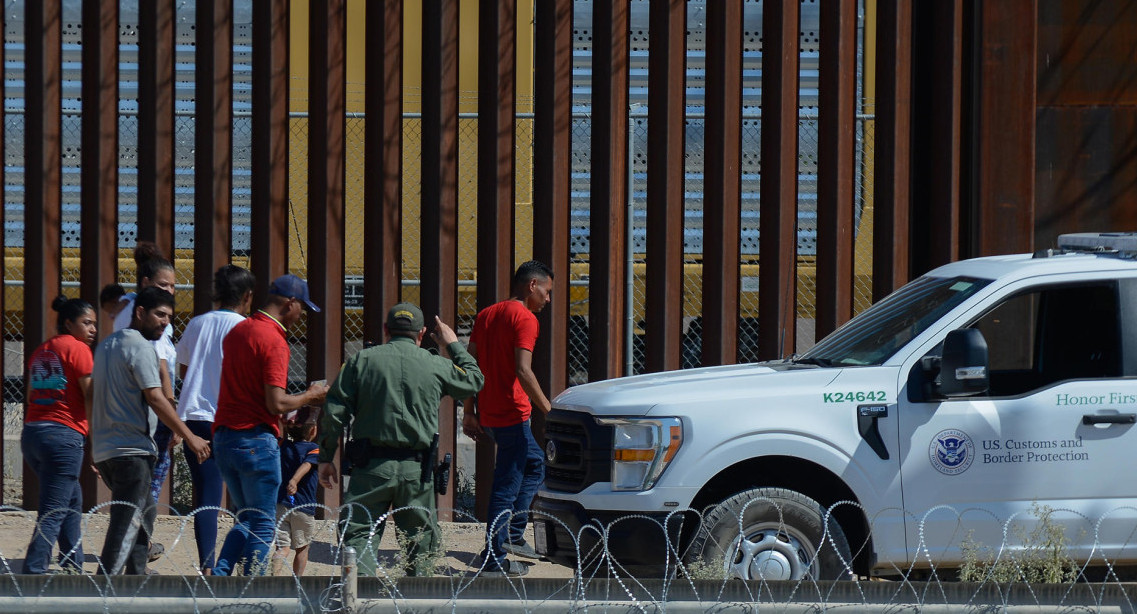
[872, 0, 912, 302]
[532, 0, 573, 426]
[421, 0, 461, 519]
[644, 0, 686, 374]
[476, 0, 516, 301]
[911, 0, 963, 272]
[80, 0, 120, 509]
[364, 0, 404, 343]
[24, 0, 63, 510]
[360, 0, 404, 519]
[251, 0, 290, 299]
[308, 0, 347, 514]
[701, 0, 742, 367]
[816, 0, 857, 339]
[971, 0, 1036, 257]
[473, 0, 518, 522]
[137, 0, 175, 257]
[194, 0, 234, 314]
[758, 0, 800, 360]
[588, 0, 630, 381]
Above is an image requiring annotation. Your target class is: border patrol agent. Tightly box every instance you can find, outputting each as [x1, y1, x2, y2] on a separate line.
[317, 303, 483, 576]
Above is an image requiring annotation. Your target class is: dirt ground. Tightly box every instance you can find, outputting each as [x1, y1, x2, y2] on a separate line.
[0, 510, 573, 579]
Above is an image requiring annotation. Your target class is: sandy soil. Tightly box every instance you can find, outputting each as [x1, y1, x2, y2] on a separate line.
[0, 510, 572, 579]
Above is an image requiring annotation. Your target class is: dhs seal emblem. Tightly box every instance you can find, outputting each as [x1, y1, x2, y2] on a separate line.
[929, 429, 974, 476]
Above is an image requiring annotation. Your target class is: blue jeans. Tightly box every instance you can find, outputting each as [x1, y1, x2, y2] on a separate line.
[482, 419, 544, 567]
[212, 426, 281, 576]
[21, 420, 85, 573]
[183, 420, 223, 572]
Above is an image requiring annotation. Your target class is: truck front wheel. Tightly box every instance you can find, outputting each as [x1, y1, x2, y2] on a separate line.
[686, 487, 853, 581]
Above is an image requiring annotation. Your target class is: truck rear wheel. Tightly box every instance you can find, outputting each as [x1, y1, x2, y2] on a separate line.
[685, 487, 853, 581]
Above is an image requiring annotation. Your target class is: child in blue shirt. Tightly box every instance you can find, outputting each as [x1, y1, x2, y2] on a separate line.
[272, 418, 320, 576]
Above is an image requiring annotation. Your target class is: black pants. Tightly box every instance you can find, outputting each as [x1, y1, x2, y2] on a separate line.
[95, 455, 156, 575]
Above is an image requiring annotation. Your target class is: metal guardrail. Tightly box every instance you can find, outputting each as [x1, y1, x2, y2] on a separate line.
[0, 576, 1129, 613]
[0, 500, 1133, 612]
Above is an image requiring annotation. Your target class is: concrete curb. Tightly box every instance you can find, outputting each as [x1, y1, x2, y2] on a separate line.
[0, 576, 1130, 613]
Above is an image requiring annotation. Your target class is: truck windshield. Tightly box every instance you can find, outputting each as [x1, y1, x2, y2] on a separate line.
[797, 275, 992, 366]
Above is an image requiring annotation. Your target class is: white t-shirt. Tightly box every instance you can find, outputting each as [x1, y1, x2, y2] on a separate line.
[175, 309, 247, 421]
[114, 293, 176, 386]
[112, 292, 136, 333]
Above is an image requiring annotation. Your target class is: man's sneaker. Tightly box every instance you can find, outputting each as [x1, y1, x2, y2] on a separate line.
[147, 542, 165, 562]
[480, 558, 531, 577]
[502, 541, 540, 560]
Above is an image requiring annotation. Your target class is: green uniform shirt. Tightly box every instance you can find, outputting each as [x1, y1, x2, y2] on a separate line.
[318, 336, 484, 463]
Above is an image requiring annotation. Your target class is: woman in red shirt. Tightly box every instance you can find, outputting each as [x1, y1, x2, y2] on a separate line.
[22, 296, 97, 574]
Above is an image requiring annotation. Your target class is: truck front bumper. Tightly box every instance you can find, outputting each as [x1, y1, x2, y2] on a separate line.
[532, 494, 690, 574]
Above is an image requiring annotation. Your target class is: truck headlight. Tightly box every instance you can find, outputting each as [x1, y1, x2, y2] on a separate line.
[597, 417, 683, 491]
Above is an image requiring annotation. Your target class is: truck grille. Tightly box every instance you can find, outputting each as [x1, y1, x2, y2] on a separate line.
[543, 409, 612, 493]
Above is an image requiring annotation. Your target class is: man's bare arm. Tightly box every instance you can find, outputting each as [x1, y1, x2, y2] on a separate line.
[514, 347, 551, 415]
[264, 382, 328, 415]
[142, 387, 210, 463]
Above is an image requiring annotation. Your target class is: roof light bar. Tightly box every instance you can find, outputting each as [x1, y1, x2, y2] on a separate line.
[1056, 232, 1137, 259]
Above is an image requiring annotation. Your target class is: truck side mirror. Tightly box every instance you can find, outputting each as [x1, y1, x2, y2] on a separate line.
[938, 328, 989, 397]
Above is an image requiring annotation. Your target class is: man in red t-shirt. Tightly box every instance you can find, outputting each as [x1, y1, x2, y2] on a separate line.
[212, 274, 329, 576]
[464, 260, 553, 576]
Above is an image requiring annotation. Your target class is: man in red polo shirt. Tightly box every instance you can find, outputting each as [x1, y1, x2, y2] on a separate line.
[464, 260, 554, 577]
[212, 274, 329, 576]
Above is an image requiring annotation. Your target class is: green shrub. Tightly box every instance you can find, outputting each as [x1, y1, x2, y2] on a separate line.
[682, 554, 727, 580]
[170, 445, 194, 515]
[959, 502, 1081, 584]
[452, 468, 477, 520]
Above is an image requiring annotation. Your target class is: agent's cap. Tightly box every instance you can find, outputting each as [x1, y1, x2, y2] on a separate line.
[269, 274, 321, 312]
[386, 302, 425, 333]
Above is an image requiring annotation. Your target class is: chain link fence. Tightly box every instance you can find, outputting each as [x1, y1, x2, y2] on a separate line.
[2, 86, 877, 394]
[45, 100, 872, 387]
[564, 108, 876, 375]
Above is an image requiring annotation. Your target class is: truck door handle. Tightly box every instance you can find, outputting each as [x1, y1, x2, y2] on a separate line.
[1082, 413, 1136, 425]
[857, 404, 889, 460]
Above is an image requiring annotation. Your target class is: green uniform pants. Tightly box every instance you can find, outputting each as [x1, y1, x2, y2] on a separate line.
[340, 457, 439, 577]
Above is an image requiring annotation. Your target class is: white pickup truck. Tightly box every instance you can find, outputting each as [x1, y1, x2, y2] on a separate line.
[533, 232, 1137, 580]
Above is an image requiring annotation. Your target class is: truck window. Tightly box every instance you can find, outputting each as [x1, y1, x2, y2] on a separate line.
[973, 282, 1121, 396]
[799, 276, 991, 366]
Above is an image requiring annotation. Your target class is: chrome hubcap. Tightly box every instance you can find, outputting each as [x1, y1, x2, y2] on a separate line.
[726, 526, 815, 581]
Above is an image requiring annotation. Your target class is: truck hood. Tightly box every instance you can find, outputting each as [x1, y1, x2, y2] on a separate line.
[553, 362, 840, 417]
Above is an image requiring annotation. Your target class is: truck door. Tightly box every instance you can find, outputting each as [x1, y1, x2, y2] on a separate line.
[897, 280, 1137, 568]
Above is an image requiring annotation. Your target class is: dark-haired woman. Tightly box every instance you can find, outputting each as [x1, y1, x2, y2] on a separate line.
[175, 264, 255, 574]
[21, 296, 97, 573]
[113, 241, 177, 331]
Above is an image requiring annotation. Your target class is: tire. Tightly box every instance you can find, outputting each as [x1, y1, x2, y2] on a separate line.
[685, 487, 853, 581]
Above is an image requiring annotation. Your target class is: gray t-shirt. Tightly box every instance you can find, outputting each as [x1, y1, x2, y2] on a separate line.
[90, 328, 162, 463]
